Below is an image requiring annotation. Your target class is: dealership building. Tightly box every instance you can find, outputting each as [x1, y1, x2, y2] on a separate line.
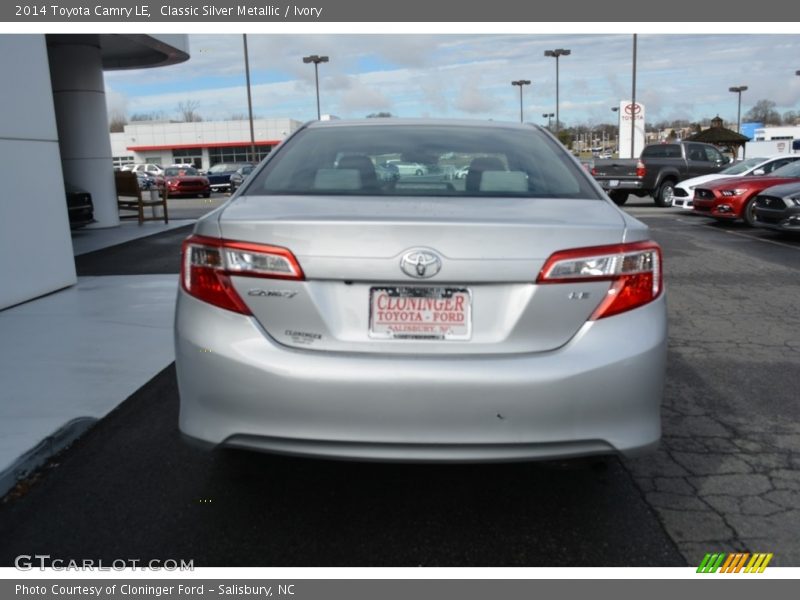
[110, 118, 303, 171]
[0, 34, 190, 310]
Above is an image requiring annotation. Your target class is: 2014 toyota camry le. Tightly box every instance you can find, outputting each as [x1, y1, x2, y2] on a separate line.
[175, 119, 666, 462]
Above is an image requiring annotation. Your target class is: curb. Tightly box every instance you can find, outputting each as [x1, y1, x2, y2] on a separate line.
[0, 417, 97, 498]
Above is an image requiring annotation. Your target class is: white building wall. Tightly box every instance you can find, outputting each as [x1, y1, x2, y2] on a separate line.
[753, 126, 800, 141]
[111, 119, 302, 169]
[0, 35, 77, 310]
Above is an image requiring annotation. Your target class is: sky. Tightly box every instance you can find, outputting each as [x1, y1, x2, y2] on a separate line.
[103, 33, 800, 129]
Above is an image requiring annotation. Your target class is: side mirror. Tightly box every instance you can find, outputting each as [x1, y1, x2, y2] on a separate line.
[752, 168, 765, 176]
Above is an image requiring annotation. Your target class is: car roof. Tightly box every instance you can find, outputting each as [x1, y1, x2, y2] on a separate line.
[304, 118, 540, 132]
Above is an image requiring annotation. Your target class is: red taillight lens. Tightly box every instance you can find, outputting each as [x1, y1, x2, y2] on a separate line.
[181, 235, 304, 314]
[591, 167, 597, 176]
[536, 241, 662, 319]
[636, 161, 646, 178]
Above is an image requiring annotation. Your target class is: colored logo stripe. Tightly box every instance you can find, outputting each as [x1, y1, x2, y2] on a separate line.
[697, 553, 726, 573]
[697, 552, 773, 573]
[745, 553, 773, 573]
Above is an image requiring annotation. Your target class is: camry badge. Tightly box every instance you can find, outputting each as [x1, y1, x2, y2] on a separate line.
[400, 250, 442, 279]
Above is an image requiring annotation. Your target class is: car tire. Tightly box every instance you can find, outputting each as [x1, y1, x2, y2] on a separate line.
[742, 196, 759, 227]
[655, 180, 676, 207]
[609, 191, 629, 206]
[415, 169, 423, 176]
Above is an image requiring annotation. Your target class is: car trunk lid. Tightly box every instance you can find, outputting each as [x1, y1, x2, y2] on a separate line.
[219, 194, 627, 354]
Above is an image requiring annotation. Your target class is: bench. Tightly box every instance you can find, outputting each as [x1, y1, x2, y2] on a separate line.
[115, 171, 169, 225]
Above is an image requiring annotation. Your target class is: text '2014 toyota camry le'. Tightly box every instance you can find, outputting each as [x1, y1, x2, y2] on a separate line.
[175, 119, 666, 462]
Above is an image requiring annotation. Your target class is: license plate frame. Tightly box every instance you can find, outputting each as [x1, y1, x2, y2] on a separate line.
[368, 286, 472, 341]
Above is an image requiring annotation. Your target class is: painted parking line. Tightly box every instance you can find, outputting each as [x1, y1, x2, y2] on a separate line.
[625, 208, 800, 250]
[720, 228, 800, 252]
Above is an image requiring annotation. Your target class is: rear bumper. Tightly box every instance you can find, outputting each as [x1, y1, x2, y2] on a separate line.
[598, 179, 643, 192]
[175, 291, 667, 462]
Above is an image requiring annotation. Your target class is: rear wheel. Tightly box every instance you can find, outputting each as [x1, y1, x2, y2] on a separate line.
[609, 191, 628, 206]
[743, 196, 758, 226]
[655, 180, 676, 207]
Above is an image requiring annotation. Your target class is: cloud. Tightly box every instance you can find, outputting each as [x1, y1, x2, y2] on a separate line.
[103, 33, 800, 127]
[454, 77, 497, 114]
[104, 86, 129, 117]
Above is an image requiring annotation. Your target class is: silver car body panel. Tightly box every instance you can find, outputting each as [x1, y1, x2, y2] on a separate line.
[219, 195, 630, 354]
[176, 291, 666, 461]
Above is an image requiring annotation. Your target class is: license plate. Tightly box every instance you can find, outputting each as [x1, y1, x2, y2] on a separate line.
[608, 179, 619, 188]
[369, 287, 472, 340]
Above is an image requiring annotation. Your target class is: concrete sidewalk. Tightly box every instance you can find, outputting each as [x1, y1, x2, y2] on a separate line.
[0, 221, 194, 496]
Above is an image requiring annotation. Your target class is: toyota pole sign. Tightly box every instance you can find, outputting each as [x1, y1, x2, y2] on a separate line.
[617, 101, 645, 159]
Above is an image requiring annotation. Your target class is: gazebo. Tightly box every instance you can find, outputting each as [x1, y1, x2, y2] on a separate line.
[685, 116, 750, 158]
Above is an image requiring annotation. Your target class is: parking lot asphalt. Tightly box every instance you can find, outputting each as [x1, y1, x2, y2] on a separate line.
[1, 196, 798, 567]
[75, 225, 193, 276]
[621, 200, 800, 566]
[0, 361, 682, 567]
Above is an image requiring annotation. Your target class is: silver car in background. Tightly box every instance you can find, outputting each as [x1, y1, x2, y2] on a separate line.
[175, 119, 666, 462]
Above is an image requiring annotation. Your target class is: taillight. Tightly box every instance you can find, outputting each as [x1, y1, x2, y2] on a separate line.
[636, 161, 646, 178]
[536, 241, 662, 319]
[591, 167, 597, 176]
[181, 235, 304, 314]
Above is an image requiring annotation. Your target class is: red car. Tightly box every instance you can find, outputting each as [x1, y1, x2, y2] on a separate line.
[692, 160, 800, 226]
[157, 166, 211, 198]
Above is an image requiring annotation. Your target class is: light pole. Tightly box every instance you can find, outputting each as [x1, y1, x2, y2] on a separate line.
[544, 48, 570, 136]
[630, 34, 637, 159]
[612, 106, 619, 156]
[729, 85, 748, 135]
[542, 112, 554, 130]
[242, 34, 256, 163]
[511, 80, 531, 122]
[302, 54, 329, 120]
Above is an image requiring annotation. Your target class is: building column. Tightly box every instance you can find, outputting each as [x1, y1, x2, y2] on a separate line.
[47, 36, 119, 228]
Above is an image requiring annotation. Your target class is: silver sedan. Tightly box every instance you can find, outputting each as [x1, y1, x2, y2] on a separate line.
[175, 119, 666, 462]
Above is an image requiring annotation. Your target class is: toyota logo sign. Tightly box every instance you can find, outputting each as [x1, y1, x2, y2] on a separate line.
[624, 103, 642, 116]
[400, 250, 442, 279]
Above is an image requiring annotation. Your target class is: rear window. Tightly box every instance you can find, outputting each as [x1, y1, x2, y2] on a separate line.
[244, 124, 602, 199]
[641, 144, 682, 158]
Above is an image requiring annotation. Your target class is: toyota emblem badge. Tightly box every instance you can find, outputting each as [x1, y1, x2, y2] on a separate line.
[400, 250, 442, 279]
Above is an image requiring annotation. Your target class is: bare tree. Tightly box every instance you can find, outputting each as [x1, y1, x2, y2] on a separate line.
[108, 109, 127, 133]
[366, 112, 394, 118]
[130, 111, 167, 122]
[744, 100, 782, 126]
[177, 100, 203, 123]
[783, 110, 799, 126]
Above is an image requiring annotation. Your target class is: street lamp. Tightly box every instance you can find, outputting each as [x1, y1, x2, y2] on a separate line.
[511, 80, 531, 122]
[242, 34, 256, 163]
[612, 106, 619, 155]
[542, 112, 554, 130]
[302, 54, 329, 120]
[729, 85, 748, 135]
[544, 48, 570, 135]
